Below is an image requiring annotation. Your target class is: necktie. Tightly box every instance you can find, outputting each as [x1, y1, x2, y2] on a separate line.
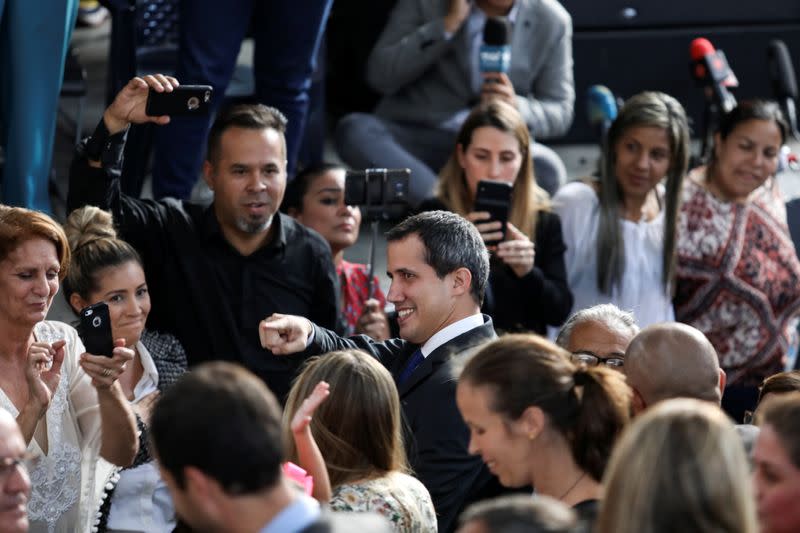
[397, 348, 425, 386]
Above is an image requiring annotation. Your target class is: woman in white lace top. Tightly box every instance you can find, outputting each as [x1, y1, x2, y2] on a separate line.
[0, 206, 138, 532]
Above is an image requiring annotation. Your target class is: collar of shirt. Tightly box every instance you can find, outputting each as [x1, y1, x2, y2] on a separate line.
[132, 338, 159, 401]
[260, 494, 321, 533]
[470, 0, 520, 29]
[201, 205, 288, 253]
[420, 313, 485, 358]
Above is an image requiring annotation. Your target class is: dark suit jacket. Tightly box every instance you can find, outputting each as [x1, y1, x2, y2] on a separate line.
[309, 315, 503, 533]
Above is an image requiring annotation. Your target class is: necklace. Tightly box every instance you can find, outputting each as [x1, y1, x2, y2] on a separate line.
[558, 471, 586, 501]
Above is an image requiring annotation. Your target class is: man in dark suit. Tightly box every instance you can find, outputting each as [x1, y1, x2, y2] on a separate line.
[149, 362, 389, 533]
[261, 211, 502, 532]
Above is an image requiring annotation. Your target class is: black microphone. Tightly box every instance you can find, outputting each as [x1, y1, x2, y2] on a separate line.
[479, 17, 511, 76]
[768, 40, 800, 140]
[690, 38, 738, 114]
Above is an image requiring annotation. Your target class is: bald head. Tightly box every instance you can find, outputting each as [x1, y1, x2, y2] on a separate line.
[625, 323, 725, 412]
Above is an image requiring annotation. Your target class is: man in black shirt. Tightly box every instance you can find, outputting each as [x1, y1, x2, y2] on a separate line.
[67, 74, 339, 400]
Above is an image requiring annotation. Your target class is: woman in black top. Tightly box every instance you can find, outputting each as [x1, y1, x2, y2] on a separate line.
[420, 100, 572, 334]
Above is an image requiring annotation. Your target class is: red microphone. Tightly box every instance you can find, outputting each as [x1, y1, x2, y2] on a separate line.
[689, 37, 738, 113]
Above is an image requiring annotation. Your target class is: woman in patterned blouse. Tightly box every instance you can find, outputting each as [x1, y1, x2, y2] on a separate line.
[63, 206, 188, 532]
[284, 349, 437, 532]
[675, 100, 800, 422]
[284, 163, 390, 340]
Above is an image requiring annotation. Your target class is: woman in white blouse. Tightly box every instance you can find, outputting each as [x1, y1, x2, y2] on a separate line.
[0, 206, 137, 533]
[63, 206, 188, 533]
[552, 92, 690, 326]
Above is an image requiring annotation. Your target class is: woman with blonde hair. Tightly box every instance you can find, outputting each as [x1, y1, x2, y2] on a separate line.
[283, 349, 436, 532]
[423, 99, 572, 334]
[456, 334, 630, 525]
[597, 398, 757, 533]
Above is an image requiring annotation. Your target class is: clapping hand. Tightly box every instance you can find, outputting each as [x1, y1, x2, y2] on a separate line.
[25, 340, 66, 413]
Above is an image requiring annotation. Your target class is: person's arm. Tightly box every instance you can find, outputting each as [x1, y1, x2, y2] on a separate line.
[290, 381, 332, 503]
[514, 7, 574, 138]
[17, 340, 67, 445]
[492, 215, 573, 329]
[67, 74, 176, 215]
[366, 0, 470, 95]
[259, 314, 406, 366]
[79, 340, 139, 466]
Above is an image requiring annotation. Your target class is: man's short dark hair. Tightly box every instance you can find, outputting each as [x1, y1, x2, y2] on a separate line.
[206, 103, 288, 164]
[386, 210, 489, 305]
[150, 362, 284, 494]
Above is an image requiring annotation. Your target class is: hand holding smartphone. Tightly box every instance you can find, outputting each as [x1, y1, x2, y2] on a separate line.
[146, 85, 213, 116]
[78, 302, 115, 357]
[473, 180, 513, 246]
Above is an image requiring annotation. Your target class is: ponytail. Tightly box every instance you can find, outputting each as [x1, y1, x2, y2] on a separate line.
[460, 334, 631, 483]
[569, 366, 630, 481]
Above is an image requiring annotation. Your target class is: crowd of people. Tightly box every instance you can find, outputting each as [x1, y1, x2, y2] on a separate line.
[1, 0, 800, 532]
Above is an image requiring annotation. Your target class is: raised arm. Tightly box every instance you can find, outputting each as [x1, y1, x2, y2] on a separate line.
[67, 74, 177, 213]
[79, 340, 139, 466]
[290, 381, 332, 503]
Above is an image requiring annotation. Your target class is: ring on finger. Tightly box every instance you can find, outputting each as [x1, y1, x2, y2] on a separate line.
[102, 368, 112, 378]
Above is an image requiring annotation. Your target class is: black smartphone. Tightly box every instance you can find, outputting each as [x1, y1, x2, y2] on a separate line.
[145, 85, 213, 116]
[473, 180, 513, 246]
[78, 302, 115, 357]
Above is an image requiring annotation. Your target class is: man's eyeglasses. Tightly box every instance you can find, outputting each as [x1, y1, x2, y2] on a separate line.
[571, 351, 625, 368]
[0, 453, 39, 480]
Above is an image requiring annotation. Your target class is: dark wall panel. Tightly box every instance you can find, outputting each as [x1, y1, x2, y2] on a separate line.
[562, 19, 800, 142]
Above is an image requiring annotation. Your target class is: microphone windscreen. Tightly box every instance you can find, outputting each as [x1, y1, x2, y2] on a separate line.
[768, 40, 798, 100]
[586, 85, 618, 126]
[483, 17, 511, 46]
[690, 37, 715, 60]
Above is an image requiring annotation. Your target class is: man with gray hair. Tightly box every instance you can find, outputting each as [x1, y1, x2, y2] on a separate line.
[625, 322, 727, 414]
[555, 304, 639, 371]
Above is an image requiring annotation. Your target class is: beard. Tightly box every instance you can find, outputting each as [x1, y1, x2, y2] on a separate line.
[235, 213, 272, 234]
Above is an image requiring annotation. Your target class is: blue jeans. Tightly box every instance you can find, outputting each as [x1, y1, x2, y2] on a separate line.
[151, 0, 333, 199]
[0, 0, 78, 211]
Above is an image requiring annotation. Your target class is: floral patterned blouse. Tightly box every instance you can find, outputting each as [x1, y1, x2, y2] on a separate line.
[675, 172, 800, 386]
[330, 472, 437, 532]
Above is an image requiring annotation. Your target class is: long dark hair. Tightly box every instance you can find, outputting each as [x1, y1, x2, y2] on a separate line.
[598, 91, 690, 294]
